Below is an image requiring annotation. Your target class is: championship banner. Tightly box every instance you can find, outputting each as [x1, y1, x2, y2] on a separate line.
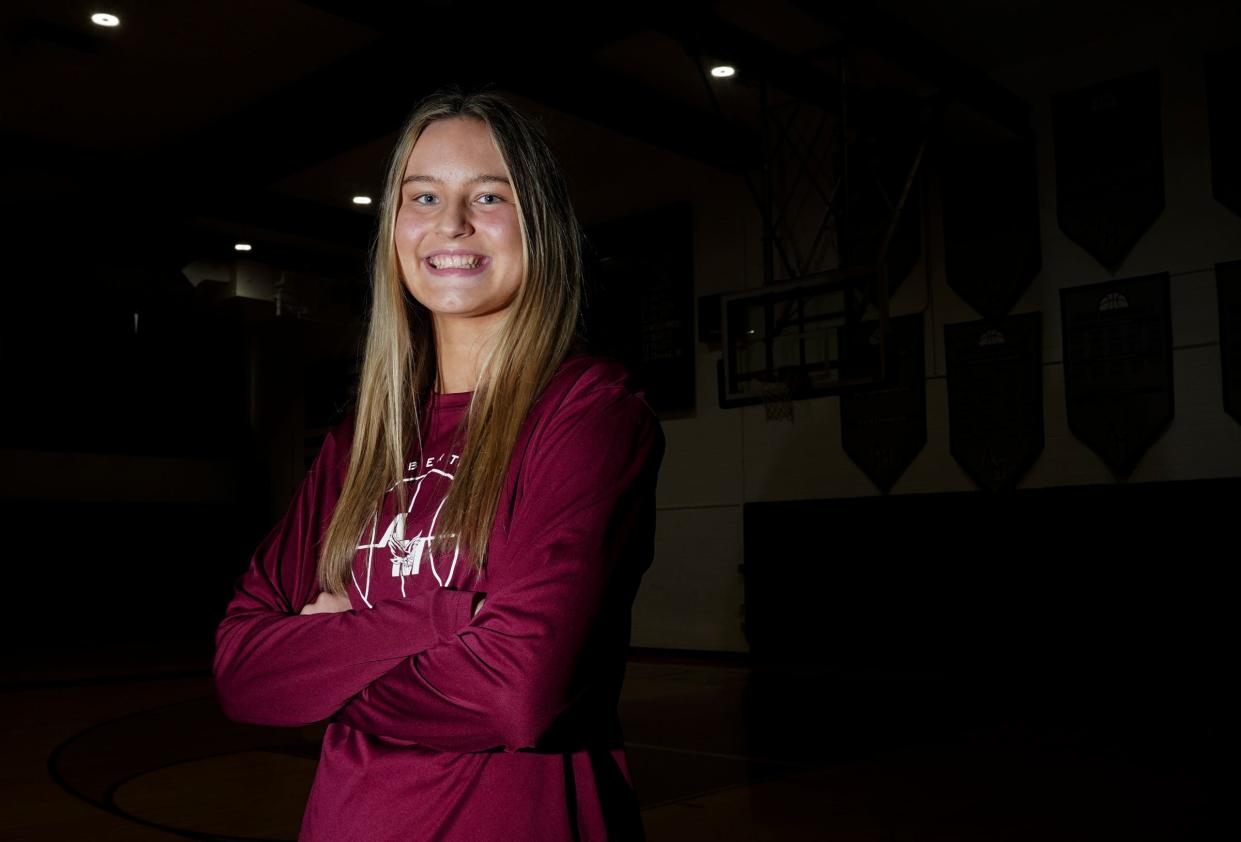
[945, 312, 1044, 491]
[839, 313, 926, 493]
[1053, 69, 1164, 272]
[1060, 272, 1173, 477]
[1218, 259, 1241, 425]
[942, 138, 1042, 318]
[1206, 45, 1241, 219]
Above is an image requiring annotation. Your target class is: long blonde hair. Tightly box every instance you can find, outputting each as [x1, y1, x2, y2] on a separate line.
[316, 85, 586, 593]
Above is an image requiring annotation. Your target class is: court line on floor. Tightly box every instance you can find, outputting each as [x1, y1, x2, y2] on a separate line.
[46, 694, 295, 842]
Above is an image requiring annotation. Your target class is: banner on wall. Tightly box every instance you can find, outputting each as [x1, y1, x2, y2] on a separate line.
[839, 313, 926, 493]
[942, 138, 1042, 318]
[1218, 259, 1241, 425]
[1205, 45, 1241, 219]
[1060, 272, 1173, 477]
[945, 312, 1044, 491]
[1053, 69, 1164, 273]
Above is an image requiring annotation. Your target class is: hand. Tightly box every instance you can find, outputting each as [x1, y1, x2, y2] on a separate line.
[471, 594, 486, 618]
[300, 591, 352, 615]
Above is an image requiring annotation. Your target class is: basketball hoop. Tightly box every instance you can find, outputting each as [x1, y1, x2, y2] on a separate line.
[754, 375, 795, 422]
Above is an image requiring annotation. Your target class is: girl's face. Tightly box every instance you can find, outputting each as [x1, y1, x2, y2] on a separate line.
[394, 117, 524, 331]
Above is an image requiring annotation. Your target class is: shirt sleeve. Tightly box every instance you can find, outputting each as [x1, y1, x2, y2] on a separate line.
[212, 423, 480, 727]
[331, 385, 664, 753]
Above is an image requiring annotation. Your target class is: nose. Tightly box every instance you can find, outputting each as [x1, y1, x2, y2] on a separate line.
[436, 197, 474, 238]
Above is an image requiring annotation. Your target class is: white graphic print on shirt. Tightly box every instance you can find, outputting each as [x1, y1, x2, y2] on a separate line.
[351, 451, 461, 607]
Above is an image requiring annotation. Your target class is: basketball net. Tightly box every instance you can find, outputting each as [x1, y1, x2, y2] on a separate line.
[754, 375, 794, 422]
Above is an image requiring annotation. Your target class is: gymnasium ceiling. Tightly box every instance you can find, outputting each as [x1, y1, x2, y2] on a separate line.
[1, 0, 1223, 285]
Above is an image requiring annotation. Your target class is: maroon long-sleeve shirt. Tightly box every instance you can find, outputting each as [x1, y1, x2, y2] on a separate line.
[213, 355, 665, 841]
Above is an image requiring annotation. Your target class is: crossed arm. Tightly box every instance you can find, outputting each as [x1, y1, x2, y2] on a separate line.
[210, 426, 483, 726]
[212, 564, 482, 726]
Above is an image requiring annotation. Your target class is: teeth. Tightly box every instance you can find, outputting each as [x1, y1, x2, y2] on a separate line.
[429, 254, 482, 268]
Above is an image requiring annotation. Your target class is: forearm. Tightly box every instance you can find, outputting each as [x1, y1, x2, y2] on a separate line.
[213, 588, 478, 727]
[334, 634, 605, 754]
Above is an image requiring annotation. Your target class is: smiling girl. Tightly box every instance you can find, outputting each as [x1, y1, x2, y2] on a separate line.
[213, 86, 664, 841]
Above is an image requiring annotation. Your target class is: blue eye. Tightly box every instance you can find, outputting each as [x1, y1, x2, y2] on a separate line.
[413, 194, 436, 205]
[479, 194, 502, 204]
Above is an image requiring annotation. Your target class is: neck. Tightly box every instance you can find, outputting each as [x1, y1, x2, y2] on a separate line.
[432, 313, 503, 393]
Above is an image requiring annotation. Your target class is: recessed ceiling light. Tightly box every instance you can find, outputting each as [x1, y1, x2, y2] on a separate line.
[90, 13, 120, 27]
[234, 243, 252, 252]
[710, 65, 736, 78]
[352, 195, 373, 205]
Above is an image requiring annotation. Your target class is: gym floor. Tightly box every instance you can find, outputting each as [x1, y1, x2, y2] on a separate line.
[1, 642, 1214, 840]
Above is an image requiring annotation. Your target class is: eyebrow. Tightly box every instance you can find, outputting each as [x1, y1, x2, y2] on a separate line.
[402, 174, 511, 187]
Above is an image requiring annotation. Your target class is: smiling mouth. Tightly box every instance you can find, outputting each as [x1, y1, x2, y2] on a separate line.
[426, 254, 487, 269]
